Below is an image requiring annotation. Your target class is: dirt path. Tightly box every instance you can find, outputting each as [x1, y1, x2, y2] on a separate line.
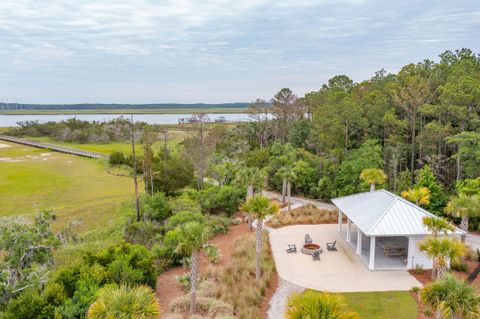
[155, 223, 251, 311]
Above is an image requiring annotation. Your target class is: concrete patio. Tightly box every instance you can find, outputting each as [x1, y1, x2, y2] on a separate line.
[270, 224, 422, 292]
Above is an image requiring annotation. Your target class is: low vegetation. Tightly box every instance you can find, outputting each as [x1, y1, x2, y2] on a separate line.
[267, 205, 337, 228]
[168, 234, 275, 319]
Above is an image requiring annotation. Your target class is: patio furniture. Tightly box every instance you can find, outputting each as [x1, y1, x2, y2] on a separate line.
[381, 244, 407, 257]
[326, 241, 337, 251]
[305, 234, 313, 244]
[286, 244, 297, 253]
[312, 251, 320, 261]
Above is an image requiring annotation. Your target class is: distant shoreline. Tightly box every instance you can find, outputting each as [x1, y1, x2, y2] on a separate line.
[0, 107, 248, 115]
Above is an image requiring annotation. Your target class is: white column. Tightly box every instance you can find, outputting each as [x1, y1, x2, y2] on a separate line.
[369, 236, 376, 270]
[356, 229, 362, 255]
[346, 218, 352, 242]
[338, 210, 343, 232]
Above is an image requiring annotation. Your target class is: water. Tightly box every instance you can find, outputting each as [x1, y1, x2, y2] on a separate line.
[0, 113, 251, 127]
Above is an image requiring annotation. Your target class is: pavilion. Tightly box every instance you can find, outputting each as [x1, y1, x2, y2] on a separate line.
[332, 189, 465, 270]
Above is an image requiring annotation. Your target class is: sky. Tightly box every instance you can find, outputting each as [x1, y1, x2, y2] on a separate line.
[0, 0, 479, 104]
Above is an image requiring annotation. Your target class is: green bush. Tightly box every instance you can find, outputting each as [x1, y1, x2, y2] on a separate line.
[124, 221, 161, 247]
[451, 260, 468, 272]
[166, 211, 206, 231]
[170, 194, 202, 214]
[206, 215, 231, 235]
[204, 243, 221, 264]
[140, 192, 171, 222]
[201, 186, 245, 216]
[109, 151, 126, 165]
[0, 286, 65, 319]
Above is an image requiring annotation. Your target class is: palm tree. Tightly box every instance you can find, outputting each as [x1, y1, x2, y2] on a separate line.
[176, 221, 212, 315]
[360, 168, 387, 191]
[278, 165, 296, 212]
[286, 290, 360, 319]
[87, 285, 160, 319]
[421, 274, 480, 319]
[401, 187, 431, 207]
[234, 166, 266, 200]
[445, 194, 480, 232]
[423, 216, 456, 237]
[241, 195, 279, 282]
[418, 236, 468, 279]
[235, 165, 266, 231]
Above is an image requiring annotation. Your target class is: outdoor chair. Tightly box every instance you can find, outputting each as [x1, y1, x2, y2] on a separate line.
[326, 241, 337, 251]
[312, 251, 320, 261]
[286, 244, 297, 253]
[304, 234, 313, 244]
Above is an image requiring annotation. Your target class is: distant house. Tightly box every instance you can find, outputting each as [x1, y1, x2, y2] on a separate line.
[332, 189, 465, 270]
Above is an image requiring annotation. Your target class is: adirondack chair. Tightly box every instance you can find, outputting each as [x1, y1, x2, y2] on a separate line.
[327, 241, 337, 251]
[286, 244, 297, 253]
[312, 251, 320, 261]
[304, 234, 313, 244]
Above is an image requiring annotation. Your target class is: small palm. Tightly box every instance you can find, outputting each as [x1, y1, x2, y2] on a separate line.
[286, 290, 360, 319]
[360, 168, 387, 190]
[421, 274, 480, 319]
[87, 285, 160, 319]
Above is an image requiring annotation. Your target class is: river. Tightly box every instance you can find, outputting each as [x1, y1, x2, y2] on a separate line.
[0, 113, 251, 127]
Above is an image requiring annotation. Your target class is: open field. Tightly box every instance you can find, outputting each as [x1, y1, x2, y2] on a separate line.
[0, 141, 136, 233]
[0, 107, 247, 115]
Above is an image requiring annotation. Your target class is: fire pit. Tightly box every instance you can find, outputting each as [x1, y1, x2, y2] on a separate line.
[301, 243, 323, 255]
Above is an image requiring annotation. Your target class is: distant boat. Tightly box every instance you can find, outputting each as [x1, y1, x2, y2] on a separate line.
[214, 116, 226, 123]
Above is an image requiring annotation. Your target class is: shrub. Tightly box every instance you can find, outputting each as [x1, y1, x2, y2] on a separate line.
[170, 295, 234, 318]
[423, 308, 433, 317]
[204, 243, 221, 264]
[206, 215, 231, 235]
[451, 260, 468, 272]
[170, 194, 202, 214]
[124, 221, 161, 247]
[166, 211, 206, 231]
[202, 186, 245, 216]
[83, 242, 156, 287]
[140, 192, 171, 222]
[414, 264, 425, 275]
[109, 151, 126, 165]
[174, 273, 191, 292]
[411, 286, 420, 293]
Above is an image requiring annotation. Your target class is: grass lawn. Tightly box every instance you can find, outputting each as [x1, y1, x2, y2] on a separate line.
[0, 141, 136, 234]
[296, 290, 418, 319]
[342, 291, 418, 319]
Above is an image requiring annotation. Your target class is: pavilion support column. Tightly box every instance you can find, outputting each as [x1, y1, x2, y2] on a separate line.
[346, 218, 352, 242]
[338, 210, 343, 232]
[356, 229, 362, 255]
[369, 236, 376, 270]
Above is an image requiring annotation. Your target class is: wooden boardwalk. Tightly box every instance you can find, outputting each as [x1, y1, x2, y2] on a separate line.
[0, 135, 108, 159]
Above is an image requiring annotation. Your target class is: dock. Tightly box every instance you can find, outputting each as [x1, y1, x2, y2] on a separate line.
[0, 135, 108, 159]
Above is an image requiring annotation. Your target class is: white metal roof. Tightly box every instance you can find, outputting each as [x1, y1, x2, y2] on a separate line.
[331, 189, 465, 236]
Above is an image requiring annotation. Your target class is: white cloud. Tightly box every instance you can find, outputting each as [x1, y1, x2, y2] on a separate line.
[0, 0, 479, 103]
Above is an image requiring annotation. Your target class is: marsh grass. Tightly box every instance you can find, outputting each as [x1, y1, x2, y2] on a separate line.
[0, 142, 135, 227]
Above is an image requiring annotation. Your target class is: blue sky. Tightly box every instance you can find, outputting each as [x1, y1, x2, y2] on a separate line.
[0, 0, 479, 104]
